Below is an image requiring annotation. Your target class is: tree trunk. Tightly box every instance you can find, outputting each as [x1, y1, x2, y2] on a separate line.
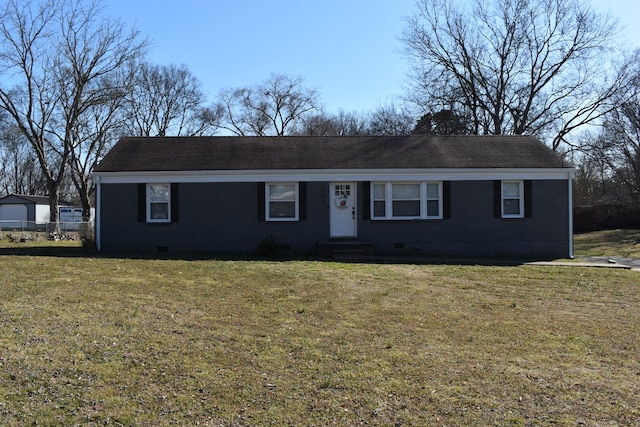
[47, 181, 59, 233]
[80, 184, 92, 222]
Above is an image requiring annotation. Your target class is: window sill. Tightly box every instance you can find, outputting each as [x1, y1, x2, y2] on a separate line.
[370, 217, 444, 222]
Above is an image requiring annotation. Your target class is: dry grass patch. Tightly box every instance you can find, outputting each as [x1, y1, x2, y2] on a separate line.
[0, 248, 639, 425]
[574, 229, 640, 258]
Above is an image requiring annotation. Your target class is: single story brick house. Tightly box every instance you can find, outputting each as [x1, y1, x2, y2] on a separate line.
[92, 135, 575, 259]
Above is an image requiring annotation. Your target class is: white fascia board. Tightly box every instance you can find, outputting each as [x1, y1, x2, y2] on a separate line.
[93, 168, 575, 184]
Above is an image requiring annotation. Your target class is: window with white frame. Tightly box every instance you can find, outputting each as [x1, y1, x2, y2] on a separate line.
[147, 183, 171, 222]
[501, 180, 524, 218]
[266, 183, 299, 221]
[425, 182, 441, 217]
[371, 182, 442, 220]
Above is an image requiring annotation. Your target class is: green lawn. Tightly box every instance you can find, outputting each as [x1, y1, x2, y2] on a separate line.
[0, 232, 639, 425]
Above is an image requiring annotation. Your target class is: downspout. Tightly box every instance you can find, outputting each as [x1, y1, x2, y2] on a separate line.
[95, 176, 101, 251]
[568, 172, 574, 259]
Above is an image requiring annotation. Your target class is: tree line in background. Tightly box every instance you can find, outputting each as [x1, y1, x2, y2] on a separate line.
[0, 0, 639, 228]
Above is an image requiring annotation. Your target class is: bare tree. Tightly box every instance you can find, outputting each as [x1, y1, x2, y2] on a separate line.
[0, 0, 147, 225]
[571, 131, 614, 205]
[218, 74, 321, 136]
[123, 62, 222, 137]
[587, 70, 640, 208]
[294, 110, 370, 136]
[0, 114, 46, 195]
[59, 10, 147, 222]
[402, 0, 633, 150]
[368, 103, 414, 136]
[295, 105, 414, 136]
[0, 0, 65, 224]
[67, 71, 129, 221]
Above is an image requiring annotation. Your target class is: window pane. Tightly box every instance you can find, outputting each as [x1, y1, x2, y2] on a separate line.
[269, 184, 295, 201]
[150, 202, 169, 219]
[373, 200, 385, 217]
[503, 199, 521, 215]
[270, 201, 295, 218]
[426, 183, 439, 199]
[392, 183, 420, 199]
[393, 200, 420, 216]
[426, 200, 439, 217]
[503, 182, 520, 198]
[149, 184, 170, 202]
[335, 184, 351, 197]
[373, 183, 385, 199]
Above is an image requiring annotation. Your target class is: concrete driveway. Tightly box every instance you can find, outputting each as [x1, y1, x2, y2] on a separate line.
[575, 256, 640, 270]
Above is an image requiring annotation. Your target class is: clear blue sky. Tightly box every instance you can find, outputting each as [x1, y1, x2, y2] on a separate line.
[105, 0, 640, 114]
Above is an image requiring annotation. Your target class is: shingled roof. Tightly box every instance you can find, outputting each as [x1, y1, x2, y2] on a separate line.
[94, 135, 569, 173]
[0, 194, 51, 204]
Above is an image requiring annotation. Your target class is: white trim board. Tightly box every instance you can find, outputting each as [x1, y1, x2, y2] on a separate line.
[94, 168, 575, 184]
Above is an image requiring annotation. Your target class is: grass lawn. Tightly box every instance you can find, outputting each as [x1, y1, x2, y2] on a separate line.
[0, 232, 639, 425]
[574, 229, 640, 258]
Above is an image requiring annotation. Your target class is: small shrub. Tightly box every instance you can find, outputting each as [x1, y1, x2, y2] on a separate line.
[80, 223, 96, 251]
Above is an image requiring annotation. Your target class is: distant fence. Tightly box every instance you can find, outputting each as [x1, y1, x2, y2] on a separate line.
[0, 220, 93, 237]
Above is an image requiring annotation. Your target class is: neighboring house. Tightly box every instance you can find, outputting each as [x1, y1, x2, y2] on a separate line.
[0, 195, 52, 230]
[0, 194, 78, 230]
[92, 135, 575, 259]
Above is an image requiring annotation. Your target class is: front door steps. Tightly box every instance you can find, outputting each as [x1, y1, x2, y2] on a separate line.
[318, 240, 374, 258]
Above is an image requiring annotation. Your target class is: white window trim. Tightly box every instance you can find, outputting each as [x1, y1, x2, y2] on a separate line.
[146, 183, 171, 223]
[424, 182, 442, 218]
[371, 181, 443, 220]
[266, 182, 299, 222]
[501, 180, 524, 218]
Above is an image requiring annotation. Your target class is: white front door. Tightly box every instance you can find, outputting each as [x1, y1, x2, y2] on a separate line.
[330, 182, 357, 238]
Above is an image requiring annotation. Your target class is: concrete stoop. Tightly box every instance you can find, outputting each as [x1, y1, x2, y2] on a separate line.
[318, 241, 375, 258]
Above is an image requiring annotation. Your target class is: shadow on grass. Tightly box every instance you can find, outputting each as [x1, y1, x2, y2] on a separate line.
[0, 244, 541, 267]
[0, 245, 94, 258]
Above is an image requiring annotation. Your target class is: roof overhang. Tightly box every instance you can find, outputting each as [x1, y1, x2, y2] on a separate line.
[93, 167, 576, 184]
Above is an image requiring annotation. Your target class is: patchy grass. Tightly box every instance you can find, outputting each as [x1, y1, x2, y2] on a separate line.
[0, 243, 639, 425]
[0, 233, 85, 252]
[574, 229, 640, 258]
